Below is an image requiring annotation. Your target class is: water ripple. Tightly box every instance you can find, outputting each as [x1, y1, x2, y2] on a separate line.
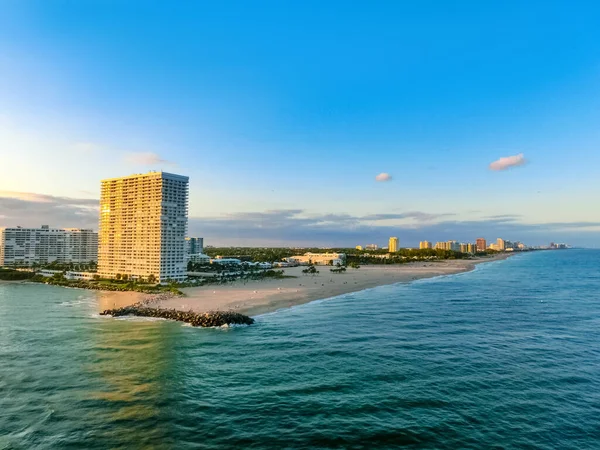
[1, 250, 600, 448]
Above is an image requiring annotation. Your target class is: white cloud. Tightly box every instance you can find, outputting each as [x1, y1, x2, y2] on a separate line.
[375, 172, 392, 182]
[489, 153, 527, 171]
[123, 152, 174, 166]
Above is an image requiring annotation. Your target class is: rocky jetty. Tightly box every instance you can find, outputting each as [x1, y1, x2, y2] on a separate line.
[100, 304, 255, 327]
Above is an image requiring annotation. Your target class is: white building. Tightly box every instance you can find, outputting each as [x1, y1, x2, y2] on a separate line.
[98, 171, 189, 282]
[210, 258, 242, 265]
[38, 269, 63, 277]
[188, 253, 210, 264]
[286, 252, 346, 266]
[273, 261, 294, 268]
[65, 271, 96, 281]
[0, 226, 98, 267]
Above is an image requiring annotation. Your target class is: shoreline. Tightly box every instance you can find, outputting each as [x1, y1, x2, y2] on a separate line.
[2, 254, 516, 317]
[141, 253, 515, 317]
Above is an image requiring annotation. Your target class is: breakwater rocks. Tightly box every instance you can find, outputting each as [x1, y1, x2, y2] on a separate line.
[99, 305, 255, 327]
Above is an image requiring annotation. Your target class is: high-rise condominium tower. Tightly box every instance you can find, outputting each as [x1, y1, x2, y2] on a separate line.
[98, 171, 189, 282]
[388, 237, 399, 252]
[496, 238, 506, 251]
[476, 238, 487, 252]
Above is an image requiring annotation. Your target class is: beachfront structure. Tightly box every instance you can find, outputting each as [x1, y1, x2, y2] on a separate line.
[0, 225, 98, 267]
[210, 258, 241, 265]
[188, 253, 210, 264]
[186, 237, 204, 256]
[98, 171, 189, 282]
[286, 252, 346, 266]
[388, 237, 399, 253]
[435, 241, 448, 250]
[467, 243, 477, 253]
[419, 241, 432, 249]
[460, 243, 469, 253]
[37, 269, 96, 280]
[476, 238, 487, 252]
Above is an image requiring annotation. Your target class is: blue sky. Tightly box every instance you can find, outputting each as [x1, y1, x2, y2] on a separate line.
[1, 1, 600, 246]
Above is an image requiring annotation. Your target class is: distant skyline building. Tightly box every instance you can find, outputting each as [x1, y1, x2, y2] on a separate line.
[419, 241, 432, 249]
[435, 241, 448, 250]
[497, 238, 506, 251]
[467, 243, 477, 254]
[388, 237, 399, 253]
[365, 244, 379, 250]
[186, 237, 204, 255]
[476, 238, 487, 252]
[98, 171, 189, 282]
[447, 240, 460, 252]
[355, 245, 363, 251]
[0, 225, 97, 266]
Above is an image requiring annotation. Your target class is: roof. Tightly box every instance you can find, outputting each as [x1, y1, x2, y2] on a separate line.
[101, 171, 189, 183]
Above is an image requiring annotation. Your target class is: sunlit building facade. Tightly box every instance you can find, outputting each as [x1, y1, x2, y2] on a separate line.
[496, 238, 506, 251]
[388, 237, 399, 253]
[476, 238, 487, 252]
[98, 171, 189, 282]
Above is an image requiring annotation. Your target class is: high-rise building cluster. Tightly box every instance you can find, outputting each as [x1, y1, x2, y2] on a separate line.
[488, 238, 527, 251]
[432, 240, 477, 253]
[0, 225, 97, 266]
[0, 171, 207, 282]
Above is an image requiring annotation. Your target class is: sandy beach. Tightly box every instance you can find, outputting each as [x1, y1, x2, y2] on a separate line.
[101, 253, 512, 317]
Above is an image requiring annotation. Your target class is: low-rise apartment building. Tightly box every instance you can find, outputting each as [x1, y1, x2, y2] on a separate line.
[285, 252, 346, 266]
[0, 226, 98, 267]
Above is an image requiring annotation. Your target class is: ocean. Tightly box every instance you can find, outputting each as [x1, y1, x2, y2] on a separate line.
[1, 249, 599, 449]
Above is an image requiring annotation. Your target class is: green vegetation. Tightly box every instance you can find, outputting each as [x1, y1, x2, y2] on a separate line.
[203, 247, 298, 262]
[30, 273, 183, 295]
[346, 248, 470, 265]
[0, 268, 35, 281]
[302, 265, 319, 275]
[5, 261, 98, 271]
[187, 268, 295, 287]
[204, 246, 474, 265]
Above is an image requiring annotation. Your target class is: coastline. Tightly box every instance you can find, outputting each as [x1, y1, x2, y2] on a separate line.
[140, 253, 514, 317]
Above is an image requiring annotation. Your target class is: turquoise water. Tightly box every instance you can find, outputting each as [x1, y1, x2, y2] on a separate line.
[1, 250, 600, 449]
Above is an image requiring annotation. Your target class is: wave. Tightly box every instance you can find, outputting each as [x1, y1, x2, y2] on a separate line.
[255, 256, 520, 319]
